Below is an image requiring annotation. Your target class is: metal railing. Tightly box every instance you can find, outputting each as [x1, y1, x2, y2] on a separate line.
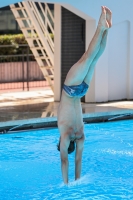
[0, 44, 50, 92]
[10, 2, 54, 92]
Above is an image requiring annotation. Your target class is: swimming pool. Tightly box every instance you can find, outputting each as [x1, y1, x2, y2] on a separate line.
[0, 120, 133, 200]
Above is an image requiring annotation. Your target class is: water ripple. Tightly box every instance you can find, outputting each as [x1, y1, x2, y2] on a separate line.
[0, 120, 133, 199]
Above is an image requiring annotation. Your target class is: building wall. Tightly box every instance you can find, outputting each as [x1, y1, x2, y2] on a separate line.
[108, 21, 130, 101]
[53, 0, 133, 102]
[2, 0, 133, 102]
[0, 6, 21, 34]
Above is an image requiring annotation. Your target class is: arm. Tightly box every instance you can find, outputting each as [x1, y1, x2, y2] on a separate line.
[60, 134, 70, 184]
[75, 134, 85, 180]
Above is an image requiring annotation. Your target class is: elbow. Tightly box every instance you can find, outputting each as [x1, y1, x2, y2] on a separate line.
[61, 158, 68, 164]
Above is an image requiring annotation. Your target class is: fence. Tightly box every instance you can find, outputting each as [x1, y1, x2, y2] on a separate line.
[0, 44, 50, 92]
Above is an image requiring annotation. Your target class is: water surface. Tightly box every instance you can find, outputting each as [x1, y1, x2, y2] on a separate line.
[0, 120, 133, 199]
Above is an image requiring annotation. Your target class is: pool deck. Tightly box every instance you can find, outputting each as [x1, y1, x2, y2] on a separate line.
[0, 89, 133, 132]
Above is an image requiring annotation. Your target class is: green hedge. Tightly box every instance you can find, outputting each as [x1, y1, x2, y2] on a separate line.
[0, 34, 28, 56]
[0, 33, 54, 56]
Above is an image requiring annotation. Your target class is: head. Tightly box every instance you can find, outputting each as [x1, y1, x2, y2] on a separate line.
[57, 139, 75, 154]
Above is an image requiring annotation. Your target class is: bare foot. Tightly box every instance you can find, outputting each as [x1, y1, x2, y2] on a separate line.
[104, 6, 112, 28]
[98, 6, 110, 29]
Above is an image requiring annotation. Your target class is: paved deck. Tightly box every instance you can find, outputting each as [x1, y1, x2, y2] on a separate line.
[0, 89, 133, 131]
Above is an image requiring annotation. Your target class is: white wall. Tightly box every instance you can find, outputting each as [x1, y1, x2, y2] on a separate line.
[129, 23, 133, 99]
[65, 0, 133, 102]
[54, 4, 61, 101]
[108, 21, 129, 101]
[5, 0, 133, 102]
[95, 45, 109, 102]
[47, 0, 133, 102]
[85, 20, 96, 103]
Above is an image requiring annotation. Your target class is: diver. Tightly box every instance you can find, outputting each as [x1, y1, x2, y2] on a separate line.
[57, 6, 112, 184]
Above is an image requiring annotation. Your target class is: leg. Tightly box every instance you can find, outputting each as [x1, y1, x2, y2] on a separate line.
[84, 29, 108, 85]
[64, 6, 112, 86]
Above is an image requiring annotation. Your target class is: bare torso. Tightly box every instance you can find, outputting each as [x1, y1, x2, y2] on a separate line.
[57, 90, 84, 140]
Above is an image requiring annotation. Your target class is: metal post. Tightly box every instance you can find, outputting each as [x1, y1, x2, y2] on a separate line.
[22, 48, 24, 91]
[27, 46, 29, 91]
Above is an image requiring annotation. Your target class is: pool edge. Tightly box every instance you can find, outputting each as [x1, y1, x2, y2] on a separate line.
[0, 109, 133, 133]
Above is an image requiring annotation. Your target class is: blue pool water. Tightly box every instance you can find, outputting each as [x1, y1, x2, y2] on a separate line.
[0, 120, 133, 200]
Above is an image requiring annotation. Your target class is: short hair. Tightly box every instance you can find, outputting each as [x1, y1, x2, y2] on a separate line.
[57, 140, 75, 154]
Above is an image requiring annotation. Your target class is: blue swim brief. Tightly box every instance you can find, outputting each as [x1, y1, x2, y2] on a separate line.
[63, 81, 89, 97]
